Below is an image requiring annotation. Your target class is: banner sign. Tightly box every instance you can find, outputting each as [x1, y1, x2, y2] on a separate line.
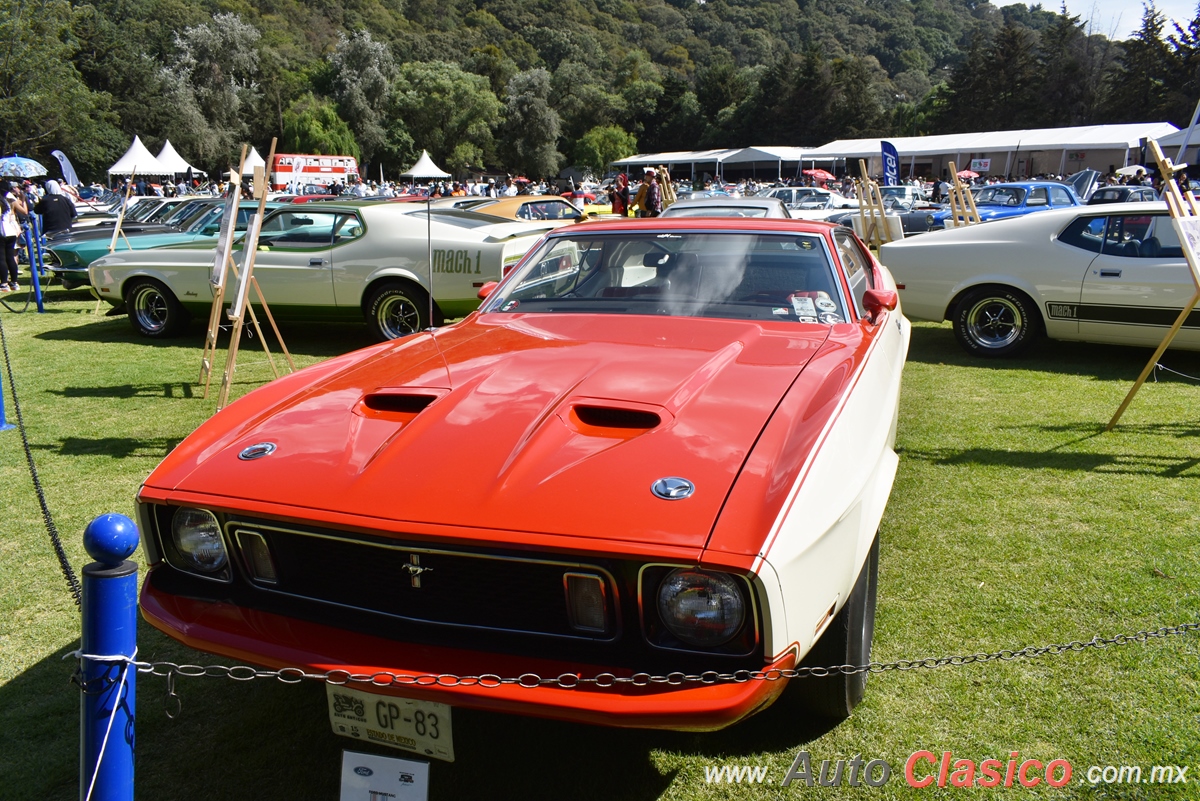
[881, 141, 900, 186]
[970, 159, 991, 172]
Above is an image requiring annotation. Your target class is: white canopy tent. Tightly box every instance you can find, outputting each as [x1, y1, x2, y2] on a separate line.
[154, 140, 206, 176]
[241, 147, 266, 176]
[107, 136, 168, 177]
[802, 123, 1179, 178]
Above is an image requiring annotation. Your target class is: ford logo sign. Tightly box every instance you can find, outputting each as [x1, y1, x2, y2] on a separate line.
[238, 442, 277, 461]
[651, 477, 695, 500]
[353, 767, 373, 777]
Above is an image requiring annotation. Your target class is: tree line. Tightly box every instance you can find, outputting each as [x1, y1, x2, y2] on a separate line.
[0, 0, 1196, 183]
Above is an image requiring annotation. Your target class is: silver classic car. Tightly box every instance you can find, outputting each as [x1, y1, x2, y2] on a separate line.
[88, 202, 555, 340]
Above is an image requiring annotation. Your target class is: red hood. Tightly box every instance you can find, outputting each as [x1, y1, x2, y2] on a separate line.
[148, 314, 829, 549]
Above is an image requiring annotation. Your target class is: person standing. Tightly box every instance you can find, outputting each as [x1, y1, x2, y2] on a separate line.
[611, 173, 629, 216]
[1, 180, 27, 292]
[35, 180, 76, 235]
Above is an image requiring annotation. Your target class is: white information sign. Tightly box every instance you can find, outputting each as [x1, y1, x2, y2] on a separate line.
[228, 212, 263, 322]
[339, 750, 429, 801]
[1172, 215, 1200, 287]
[326, 684, 454, 762]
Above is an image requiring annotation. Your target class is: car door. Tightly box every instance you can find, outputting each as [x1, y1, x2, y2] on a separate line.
[247, 208, 338, 307]
[1078, 212, 1200, 347]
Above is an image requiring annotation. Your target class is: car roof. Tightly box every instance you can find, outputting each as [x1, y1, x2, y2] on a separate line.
[543, 217, 838, 236]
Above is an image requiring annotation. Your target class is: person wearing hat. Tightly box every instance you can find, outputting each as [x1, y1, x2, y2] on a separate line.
[35, 180, 76, 235]
[486, 177, 498, 198]
[632, 167, 661, 217]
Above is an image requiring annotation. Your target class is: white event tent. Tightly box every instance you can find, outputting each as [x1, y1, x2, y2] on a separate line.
[155, 140, 206, 177]
[241, 147, 266, 176]
[107, 136, 167, 178]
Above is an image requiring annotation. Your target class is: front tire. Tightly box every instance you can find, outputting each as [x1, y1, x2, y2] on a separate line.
[125, 278, 189, 338]
[952, 286, 1040, 357]
[365, 281, 433, 341]
[784, 534, 879, 721]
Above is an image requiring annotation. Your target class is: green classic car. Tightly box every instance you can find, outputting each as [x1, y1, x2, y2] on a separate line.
[48, 201, 282, 289]
[88, 202, 555, 340]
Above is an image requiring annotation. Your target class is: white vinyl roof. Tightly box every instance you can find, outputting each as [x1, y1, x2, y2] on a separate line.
[803, 123, 1179, 159]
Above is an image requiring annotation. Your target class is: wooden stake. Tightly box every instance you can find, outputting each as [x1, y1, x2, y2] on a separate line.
[216, 138, 292, 412]
[945, 162, 981, 229]
[1107, 137, 1200, 430]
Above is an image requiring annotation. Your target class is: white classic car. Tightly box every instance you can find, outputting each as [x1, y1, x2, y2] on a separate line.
[879, 201, 1200, 356]
[88, 202, 555, 340]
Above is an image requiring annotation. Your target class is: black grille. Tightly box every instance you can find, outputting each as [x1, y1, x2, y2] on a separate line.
[230, 524, 612, 639]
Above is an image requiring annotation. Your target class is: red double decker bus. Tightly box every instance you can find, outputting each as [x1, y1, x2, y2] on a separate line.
[270, 154, 360, 190]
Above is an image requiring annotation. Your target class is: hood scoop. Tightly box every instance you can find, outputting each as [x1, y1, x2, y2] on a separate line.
[573, 405, 661, 430]
[357, 388, 448, 422]
[560, 398, 672, 441]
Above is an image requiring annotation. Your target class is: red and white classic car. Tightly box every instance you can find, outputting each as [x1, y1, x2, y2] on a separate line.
[137, 218, 910, 741]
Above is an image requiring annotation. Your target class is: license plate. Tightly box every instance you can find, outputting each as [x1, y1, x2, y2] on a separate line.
[326, 684, 454, 762]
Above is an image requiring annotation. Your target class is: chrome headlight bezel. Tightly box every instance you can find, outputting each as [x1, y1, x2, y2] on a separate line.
[163, 506, 232, 582]
[639, 565, 758, 655]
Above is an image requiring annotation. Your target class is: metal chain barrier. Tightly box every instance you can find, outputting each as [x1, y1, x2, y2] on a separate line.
[70, 619, 1200, 715]
[0, 314, 82, 604]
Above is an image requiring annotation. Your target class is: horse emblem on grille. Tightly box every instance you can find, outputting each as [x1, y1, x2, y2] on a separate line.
[402, 554, 432, 588]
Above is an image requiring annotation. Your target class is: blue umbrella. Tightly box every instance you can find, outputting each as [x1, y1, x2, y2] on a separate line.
[0, 155, 48, 179]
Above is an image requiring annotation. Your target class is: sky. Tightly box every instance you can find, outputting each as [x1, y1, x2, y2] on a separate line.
[1063, 0, 1198, 38]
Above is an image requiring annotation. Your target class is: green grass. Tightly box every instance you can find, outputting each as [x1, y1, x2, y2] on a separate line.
[2, 287, 1199, 799]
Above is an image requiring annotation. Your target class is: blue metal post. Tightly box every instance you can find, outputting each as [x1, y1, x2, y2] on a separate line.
[80, 514, 139, 801]
[21, 220, 45, 312]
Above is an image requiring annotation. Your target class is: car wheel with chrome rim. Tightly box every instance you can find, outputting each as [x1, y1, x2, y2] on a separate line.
[366, 281, 432, 341]
[125, 278, 189, 338]
[952, 286, 1039, 357]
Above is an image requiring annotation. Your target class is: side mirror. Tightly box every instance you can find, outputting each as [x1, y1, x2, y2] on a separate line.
[477, 281, 499, 300]
[863, 289, 898, 324]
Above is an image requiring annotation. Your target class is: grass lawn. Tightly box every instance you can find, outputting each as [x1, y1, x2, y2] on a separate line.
[1, 286, 1198, 799]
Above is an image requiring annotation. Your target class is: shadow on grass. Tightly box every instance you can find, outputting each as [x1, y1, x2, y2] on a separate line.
[34, 317, 375, 360]
[900, 445, 1200, 478]
[47, 383, 198, 400]
[906, 323, 1200, 381]
[30, 436, 182, 459]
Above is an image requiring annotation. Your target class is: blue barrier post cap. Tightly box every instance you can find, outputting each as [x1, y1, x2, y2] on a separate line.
[83, 513, 139, 565]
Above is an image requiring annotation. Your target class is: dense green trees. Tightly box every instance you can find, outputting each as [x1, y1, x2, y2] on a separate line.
[4, 0, 1200, 181]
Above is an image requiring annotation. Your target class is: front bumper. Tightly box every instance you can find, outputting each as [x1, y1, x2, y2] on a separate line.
[141, 581, 794, 731]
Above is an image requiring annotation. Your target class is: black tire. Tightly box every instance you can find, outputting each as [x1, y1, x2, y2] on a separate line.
[365, 281, 434, 341]
[951, 286, 1040, 357]
[784, 534, 879, 721]
[125, 278, 189, 338]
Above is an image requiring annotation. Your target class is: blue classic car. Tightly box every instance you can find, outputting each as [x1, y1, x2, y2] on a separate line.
[930, 182, 1080, 229]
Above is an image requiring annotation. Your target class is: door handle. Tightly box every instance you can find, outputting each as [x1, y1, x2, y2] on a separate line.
[309, 258, 326, 266]
[1098, 268, 1122, 277]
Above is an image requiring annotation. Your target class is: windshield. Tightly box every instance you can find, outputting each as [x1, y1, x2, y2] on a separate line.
[484, 231, 849, 324]
[976, 187, 1027, 206]
[662, 205, 773, 218]
[144, 201, 184, 223]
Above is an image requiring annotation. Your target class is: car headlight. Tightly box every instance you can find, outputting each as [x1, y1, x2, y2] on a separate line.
[925, 214, 935, 225]
[171, 507, 227, 573]
[656, 569, 745, 646]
